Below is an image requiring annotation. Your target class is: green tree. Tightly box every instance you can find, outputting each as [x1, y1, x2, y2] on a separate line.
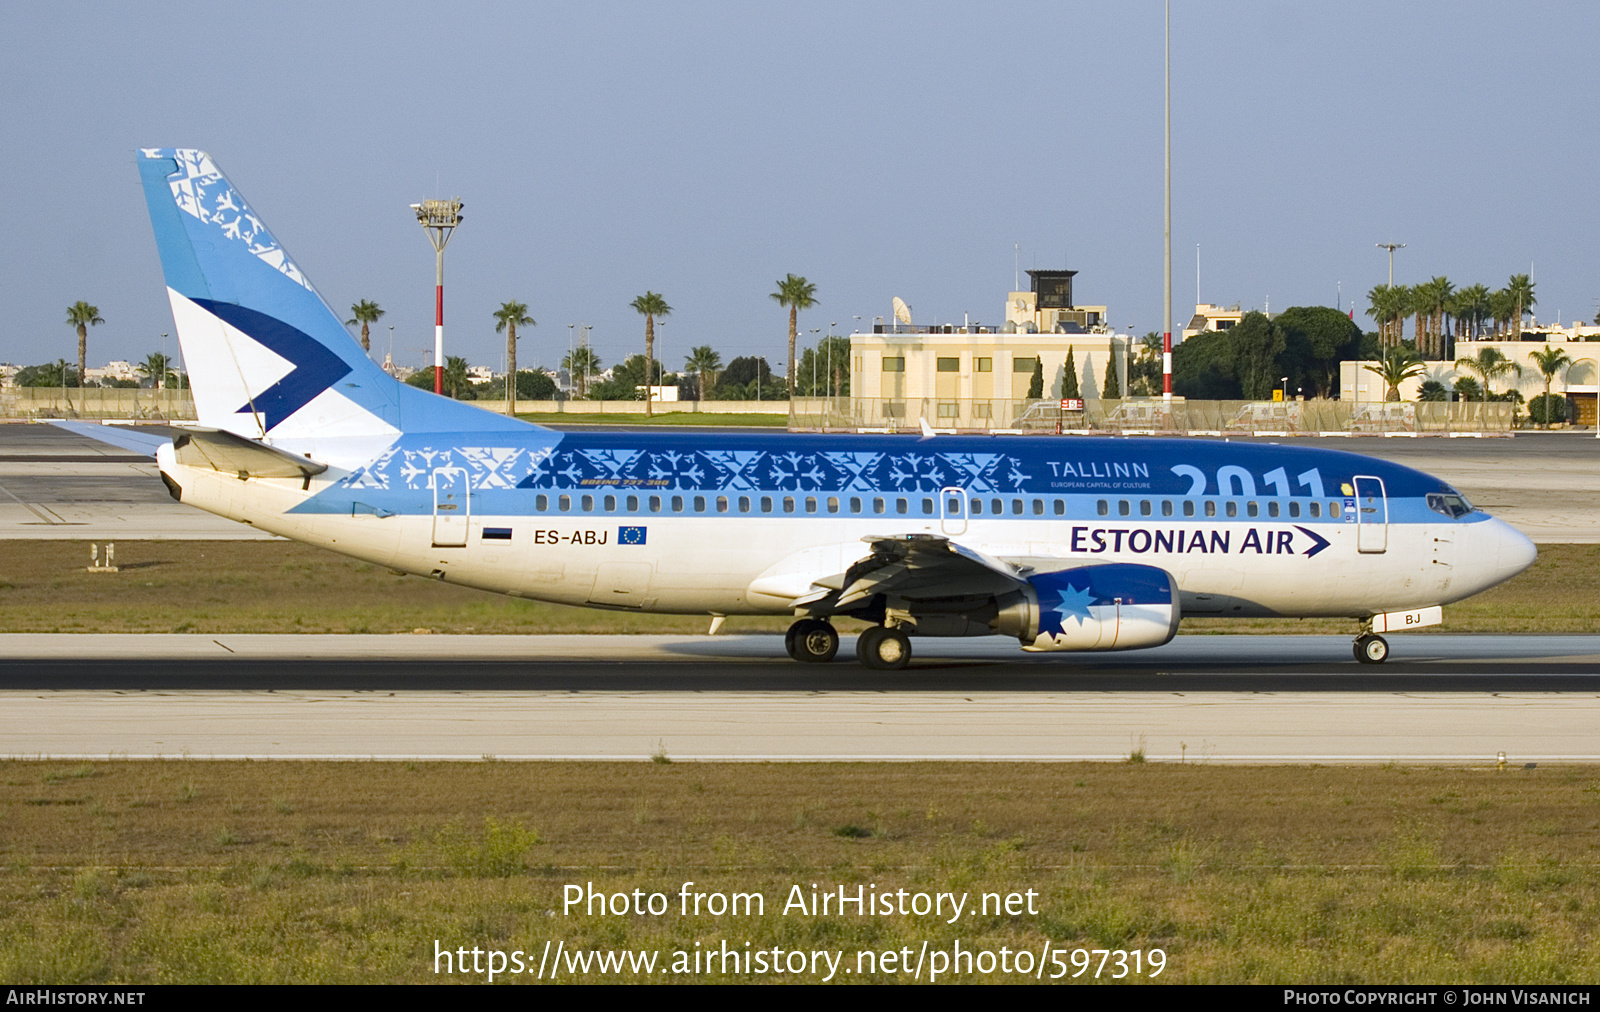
[346, 300, 384, 353]
[1026, 358, 1043, 399]
[1366, 285, 1405, 348]
[795, 336, 851, 397]
[1418, 379, 1449, 402]
[1364, 347, 1425, 401]
[1172, 330, 1240, 399]
[1061, 348, 1080, 399]
[718, 356, 778, 400]
[442, 355, 472, 399]
[629, 292, 671, 416]
[1228, 311, 1285, 399]
[493, 300, 535, 415]
[1453, 284, 1492, 342]
[1274, 306, 1363, 398]
[1528, 393, 1568, 425]
[65, 302, 103, 389]
[1102, 355, 1120, 398]
[683, 345, 723, 400]
[770, 274, 817, 401]
[1506, 273, 1536, 339]
[562, 346, 601, 399]
[1528, 344, 1571, 426]
[1454, 346, 1522, 401]
[15, 360, 79, 388]
[513, 370, 558, 400]
[1129, 332, 1164, 395]
[137, 352, 178, 389]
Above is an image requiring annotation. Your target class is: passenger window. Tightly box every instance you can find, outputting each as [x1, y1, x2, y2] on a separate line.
[1161, 500, 1173, 517]
[921, 498, 934, 515]
[827, 497, 839, 514]
[1288, 501, 1300, 518]
[738, 496, 751, 513]
[1329, 501, 1341, 517]
[1140, 500, 1152, 517]
[897, 498, 909, 515]
[559, 495, 571, 511]
[1118, 500, 1130, 517]
[581, 495, 593, 511]
[671, 496, 684, 513]
[947, 496, 961, 513]
[536, 494, 548, 511]
[783, 497, 795, 513]
[1309, 501, 1320, 518]
[1097, 500, 1109, 516]
[1011, 499, 1023, 515]
[1204, 501, 1216, 517]
[1268, 501, 1279, 518]
[850, 497, 862, 513]
[626, 495, 639, 512]
[1032, 499, 1043, 515]
[693, 496, 705, 512]
[649, 496, 661, 513]
[716, 496, 728, 513]
[1246, 502, 1258, 518]
[874, 498, 886, 514]
[1225, 501, 1238, 518]
[970, 498, 982, 515]
[1053, 500, 1065, 516]
[1183, 501, 1195, 517]
[604, 495, 616, 511]
[761, 497, 773, 513]
[805, 497, 817, 513]
[992, 498, 1003, 515]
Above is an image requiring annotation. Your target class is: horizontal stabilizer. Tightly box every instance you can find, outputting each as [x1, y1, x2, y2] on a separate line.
[172, 429, 327, 479]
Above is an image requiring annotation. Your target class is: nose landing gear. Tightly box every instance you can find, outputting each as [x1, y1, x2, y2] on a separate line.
[1353, 633, 1389, 664]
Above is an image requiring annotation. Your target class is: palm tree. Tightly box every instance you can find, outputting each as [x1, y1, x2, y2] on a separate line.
[1453, 284, 1491, 342]
[1455, 347, 1523, 401]
[1365, 347, 1425, 401]
[136, 352, 177, 389]
[443, 355, 471, 399]
[1528, 344, 1571, 427]
[493, 301, 535, 416]
[65, 302, 104, 389]
[1488, 288, 1516, 338]
[1366, 285, 1405, 348]
[1418, 276, 1454, 359]
[1506, 273, 1536, 339]
[684, 345, 722, 400]
[770, 274, 818, 401]
[629, 292, 671, 416]
[346, 300, 385, 353]
[562, 346, 601, 399]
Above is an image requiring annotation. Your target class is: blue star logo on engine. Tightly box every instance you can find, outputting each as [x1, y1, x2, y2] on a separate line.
[195, 299, 352, 430]
[1038, 582, 1095, 633]
[619, 526, 647, 545]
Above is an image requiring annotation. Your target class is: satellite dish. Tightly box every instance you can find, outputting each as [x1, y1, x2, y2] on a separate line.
[892, 297, 912, 325]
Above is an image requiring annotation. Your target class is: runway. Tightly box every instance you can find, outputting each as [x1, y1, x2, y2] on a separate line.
[4, 634, 1598, 763]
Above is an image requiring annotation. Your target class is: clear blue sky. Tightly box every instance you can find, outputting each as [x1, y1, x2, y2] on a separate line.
[3, 1, 1596, 375]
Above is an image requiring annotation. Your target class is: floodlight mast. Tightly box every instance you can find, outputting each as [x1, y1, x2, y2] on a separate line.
[412, 198, 464, 395]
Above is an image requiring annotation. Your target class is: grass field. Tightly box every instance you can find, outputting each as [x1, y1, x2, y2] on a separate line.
[0, 539, 1593, 636]
[1, 761, 1597, 983]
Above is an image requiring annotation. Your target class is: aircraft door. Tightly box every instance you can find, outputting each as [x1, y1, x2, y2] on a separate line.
[1354, 475, 1387, 554]
[940, 486, 967, 535]
[432, 466, 470, 547]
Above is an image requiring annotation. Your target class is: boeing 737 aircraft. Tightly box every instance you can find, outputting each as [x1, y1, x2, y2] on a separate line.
[67, 149, 1538, 669]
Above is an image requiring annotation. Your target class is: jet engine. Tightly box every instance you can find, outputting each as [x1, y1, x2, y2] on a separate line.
[994, 563, 1180, 652]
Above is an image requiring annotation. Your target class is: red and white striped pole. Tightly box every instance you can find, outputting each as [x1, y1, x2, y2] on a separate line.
[411, 199, 463, 397]
[434, 250, 445, 395]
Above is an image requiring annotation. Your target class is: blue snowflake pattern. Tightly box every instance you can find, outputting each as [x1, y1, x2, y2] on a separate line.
[741, 451, 855, 491]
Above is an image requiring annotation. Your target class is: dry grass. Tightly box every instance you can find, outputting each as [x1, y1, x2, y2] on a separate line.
[2, 761, 1599, 983]
[0, 541, 1592, 636]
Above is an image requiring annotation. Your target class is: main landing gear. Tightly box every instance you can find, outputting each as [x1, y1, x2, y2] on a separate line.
[856, 625, 912, 670]
[1353, 633, 1389, 664]
[784, 619, 839, 663]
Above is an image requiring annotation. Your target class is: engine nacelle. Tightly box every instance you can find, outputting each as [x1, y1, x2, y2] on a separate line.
[995, 563, 1180, 652]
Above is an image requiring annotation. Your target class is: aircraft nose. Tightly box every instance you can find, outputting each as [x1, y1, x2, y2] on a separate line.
[1491, 517, 1537, 582]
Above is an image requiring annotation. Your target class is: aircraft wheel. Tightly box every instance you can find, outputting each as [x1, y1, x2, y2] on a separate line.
[785, 619, 839, 663]
[1354, 634, 1389, 664]
[857, 626, 911, 670]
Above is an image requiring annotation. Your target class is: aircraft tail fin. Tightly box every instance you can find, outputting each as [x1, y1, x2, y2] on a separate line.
[136, 149, 527, 442]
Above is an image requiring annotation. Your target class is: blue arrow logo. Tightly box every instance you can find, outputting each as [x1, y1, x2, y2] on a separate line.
[1293, 525, 1331, 558]
[195, 299, 352, 431]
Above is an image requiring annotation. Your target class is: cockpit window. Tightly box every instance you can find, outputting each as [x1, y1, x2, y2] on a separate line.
[1426, 492, 1475, 519]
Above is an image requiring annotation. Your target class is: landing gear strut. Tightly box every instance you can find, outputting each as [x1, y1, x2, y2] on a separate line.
[784, 619, 839, 663]
[856, 625, 912, 670]
[1353, 633, 1389, 664]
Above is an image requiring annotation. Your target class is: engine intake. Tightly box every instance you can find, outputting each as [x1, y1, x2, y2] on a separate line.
[995, 563, 1180, 652]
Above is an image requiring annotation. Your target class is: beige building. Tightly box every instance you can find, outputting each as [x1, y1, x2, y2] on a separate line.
[1182, 303, 1247, 340]
[849, 270, 1130, 424]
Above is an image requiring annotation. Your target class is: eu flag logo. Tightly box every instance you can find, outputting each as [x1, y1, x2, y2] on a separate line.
[619, 526, 647, 545]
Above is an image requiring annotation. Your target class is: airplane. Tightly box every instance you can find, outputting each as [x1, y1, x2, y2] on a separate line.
[62, 148, 1538, 670]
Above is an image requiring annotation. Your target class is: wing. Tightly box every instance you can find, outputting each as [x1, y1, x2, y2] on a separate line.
[788, 534, 1028, 615]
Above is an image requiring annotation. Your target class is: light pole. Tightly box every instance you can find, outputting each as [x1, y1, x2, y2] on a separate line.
[1162, 0, 1173, 405]
[411, 198, 464, 395]
[1377, 242, 1405, 287]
